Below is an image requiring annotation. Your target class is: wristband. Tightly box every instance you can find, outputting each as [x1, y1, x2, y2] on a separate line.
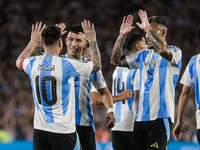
[107, 108, 114, 114]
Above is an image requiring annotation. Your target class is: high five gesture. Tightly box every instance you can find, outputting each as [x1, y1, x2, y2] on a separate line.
[120, 15, 135, 37]
[81, 20, 101, 73]
[136, 10, 150, 31]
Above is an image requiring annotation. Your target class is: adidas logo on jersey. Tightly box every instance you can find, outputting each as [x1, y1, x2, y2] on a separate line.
[150, 142, 159, 149]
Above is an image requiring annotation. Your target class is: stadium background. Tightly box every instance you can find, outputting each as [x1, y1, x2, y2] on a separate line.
[0, 0, 199, 149]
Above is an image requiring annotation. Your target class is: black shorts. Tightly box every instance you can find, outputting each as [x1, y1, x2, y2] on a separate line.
[33, 129, 81, 150]
[111, 131, 133, 150]
[76, 125, 96, 150]
[197, 129, 200, 147]
[133, 118, 173, 150]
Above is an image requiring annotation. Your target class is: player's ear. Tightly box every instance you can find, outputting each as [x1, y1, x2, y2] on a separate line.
[135, 44, 140, 51]
[41, 41, 44, 48]
[84, 41, 88, 48]
[65, 37, 67, 45]
[59, 38, 63, 47]
[162, 28, 167, 37]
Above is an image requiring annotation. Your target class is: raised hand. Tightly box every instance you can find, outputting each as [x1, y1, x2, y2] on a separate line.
[136, 10, 150, 30]
[81, 20, 96, 42]
[55, 23, 67, 36]
[119, 15, 135, 36]
[31, 22, 46, 43]
[173, 123, 184, 141]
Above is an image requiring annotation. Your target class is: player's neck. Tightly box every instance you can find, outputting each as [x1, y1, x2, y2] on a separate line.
[44, 48, 59, 56]
[67, 53, 82, 60]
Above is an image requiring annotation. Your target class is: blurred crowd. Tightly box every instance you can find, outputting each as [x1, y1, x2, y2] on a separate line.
[0, 0, 199, 143]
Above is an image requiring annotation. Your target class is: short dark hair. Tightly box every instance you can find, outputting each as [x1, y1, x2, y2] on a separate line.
[42, 25, 61, 46]
[67, 24, 83, 35]
[124, 32, 144, 51]
[149, 16, 167, 28]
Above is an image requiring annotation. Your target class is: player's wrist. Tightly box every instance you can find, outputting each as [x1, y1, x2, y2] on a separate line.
[144, 26, 150, 32]
[107, 108, 114, 114]
[29, 40, 38, 46]
[119, 34, 127, 38]
[88, 39, 96, 43]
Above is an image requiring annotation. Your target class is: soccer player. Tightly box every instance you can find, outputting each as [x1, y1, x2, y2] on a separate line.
[173, 54, 200, 148]
[111, 33, 147, 150]
[63, 22, 115, 150]
[110, 10, 182, 150]
[16, 22, 101, 150]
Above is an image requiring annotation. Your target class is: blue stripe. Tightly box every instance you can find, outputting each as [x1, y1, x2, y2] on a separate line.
[135, 50, 149, 121]
[163, 118, 170, 144]
[40, 54, 54, 123]
[190, 56, 200, 110]
[157, 58, 170, 118]
[115, 67, 124, 123]
[73, 132, 81, 150]
[61, 60, 73, 116]
[142, 53, 159, 120]
[87, 75, 94, 126]
[25, 58, 39, 111]
[75, 76, 81, 125]
[126, 69, 137, 114]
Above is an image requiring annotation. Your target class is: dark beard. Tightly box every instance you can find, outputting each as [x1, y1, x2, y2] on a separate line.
[148, 45, 154, 49]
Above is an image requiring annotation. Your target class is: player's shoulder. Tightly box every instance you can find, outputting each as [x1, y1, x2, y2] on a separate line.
[167, 45, 181, 52]
[188, 54, 200, 65]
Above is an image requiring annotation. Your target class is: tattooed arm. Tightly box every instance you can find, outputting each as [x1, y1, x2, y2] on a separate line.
[110, 35, 129, 67]
[145, 28, 172, 61]
[89, 41, 102, 73]
[137, 10, 172, 61]
[30, 43, 43, 56]
[81, 20, 101, 73]
[110, 15, 135, 68]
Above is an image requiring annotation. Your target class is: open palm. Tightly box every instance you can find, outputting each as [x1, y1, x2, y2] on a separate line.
[120, 15, 135, 36]
[136, 10, 149, 30]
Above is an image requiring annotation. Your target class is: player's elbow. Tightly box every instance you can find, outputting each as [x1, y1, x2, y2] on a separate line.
[93, 100, 103, 105]
[16, 59, 20, 69]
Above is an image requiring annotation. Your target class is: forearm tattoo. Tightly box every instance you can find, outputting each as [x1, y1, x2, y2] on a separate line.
[146, 29, 172, 61]
[30, 43, 43, 56]
[110, 36, 128, 67]
[90, 41, 102, 73]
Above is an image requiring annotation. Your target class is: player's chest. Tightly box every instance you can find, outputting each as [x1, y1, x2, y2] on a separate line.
[143, 53, 165, 74]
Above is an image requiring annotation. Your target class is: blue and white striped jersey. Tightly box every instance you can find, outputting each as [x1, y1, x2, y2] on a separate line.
[62, 54, 106, 127]
[22, 54, 93, 134]
[126, 46, 182, 123]
[111, 66, 139, 131]
[180, 54, 200, 129]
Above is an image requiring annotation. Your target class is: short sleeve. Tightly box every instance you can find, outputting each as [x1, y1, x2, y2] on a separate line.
[90, 84, 98, 92]
[92, 70, 107, 89]
[133, 69, 140, 91]
[169, 46, 182, 68]
[180, 60, 194, 87]
[125, 52, 140, 69]
[66, 59, 93, 76]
